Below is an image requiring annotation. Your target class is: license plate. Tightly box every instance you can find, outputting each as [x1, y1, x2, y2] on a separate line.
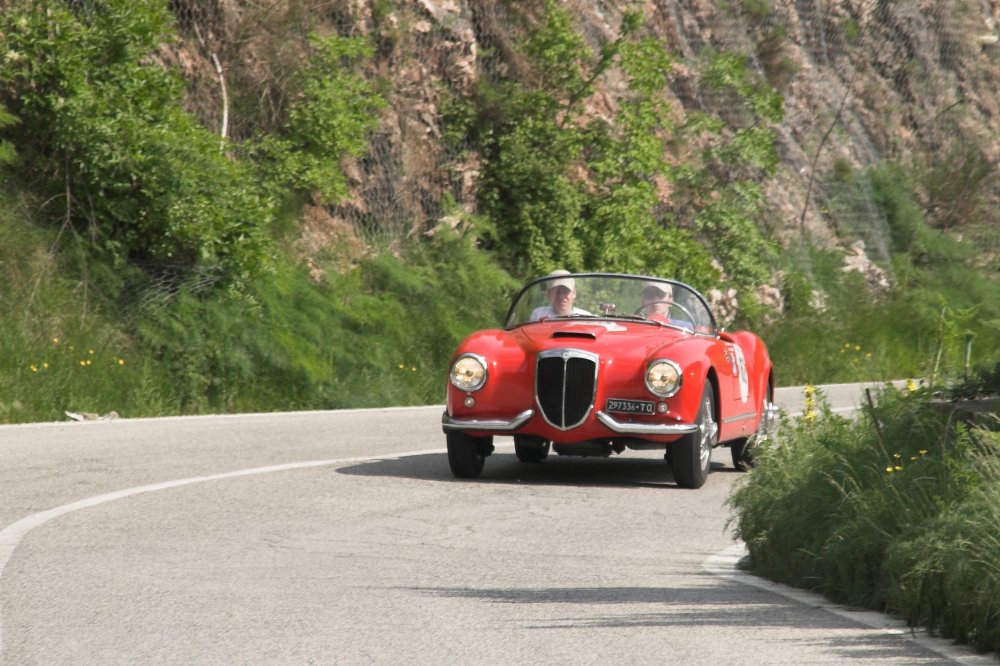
[606, 398, 654, 415]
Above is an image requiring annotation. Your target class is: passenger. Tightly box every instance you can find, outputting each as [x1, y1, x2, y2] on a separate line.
[530, 270, 592, 320]
[640, 281, 693, 329]
[640, 282, 673, 318]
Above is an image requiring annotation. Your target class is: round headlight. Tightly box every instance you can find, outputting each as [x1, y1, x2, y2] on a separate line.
[646, 359, 682, 398]
[450, 353, 487, 392]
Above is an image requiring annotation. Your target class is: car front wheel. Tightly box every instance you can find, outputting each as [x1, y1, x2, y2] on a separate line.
[731, 385, 773, 471]
[671, 383, 717, 489]
[447, 430, 492, 478]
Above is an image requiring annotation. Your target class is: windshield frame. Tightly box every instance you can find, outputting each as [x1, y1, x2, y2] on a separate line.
[503, 272, 718, 335]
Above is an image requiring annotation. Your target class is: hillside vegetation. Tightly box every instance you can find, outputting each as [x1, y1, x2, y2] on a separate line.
[731, 377, 1000, 654]
[0, 0, 999, 422]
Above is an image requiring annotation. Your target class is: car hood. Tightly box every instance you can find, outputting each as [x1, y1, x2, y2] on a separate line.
[512, 320, 694, 356]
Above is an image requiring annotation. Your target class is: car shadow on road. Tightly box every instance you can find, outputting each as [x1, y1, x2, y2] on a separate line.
[336, 448, 736, 490]
[404, 580, 956, 663]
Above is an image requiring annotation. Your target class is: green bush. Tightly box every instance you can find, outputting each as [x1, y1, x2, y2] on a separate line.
[247, 33, 385, 206]
[729, 384, 1000, 653]
[0, 0, 274, 290]
[467, 3, 779, 292]
[131, 229, 518, 414]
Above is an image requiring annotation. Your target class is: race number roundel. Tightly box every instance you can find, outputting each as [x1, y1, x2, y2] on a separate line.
[732, 345, 749, 403]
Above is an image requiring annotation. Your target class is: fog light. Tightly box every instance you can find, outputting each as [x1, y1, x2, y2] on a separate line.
[657, 402, 669, 414]
[463, 396, 476, 408]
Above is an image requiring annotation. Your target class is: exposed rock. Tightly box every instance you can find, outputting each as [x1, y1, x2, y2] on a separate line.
[709, 287, 739, 328]
[841, 240, 892, 292]
[810, 289, 829, 313]
[756, 283, 785, 324]
[65, 411, 120, 422]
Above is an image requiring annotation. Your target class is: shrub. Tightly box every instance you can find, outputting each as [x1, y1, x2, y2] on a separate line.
[132, 227, 518, 413]
[729, 384, 1000, 653]
[246, 33, 386, 206]
[0, 0, 274, 291]
[468, 3, 779, 292]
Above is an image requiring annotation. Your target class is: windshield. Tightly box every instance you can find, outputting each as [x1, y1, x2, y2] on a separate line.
[504, 273, 716, 334]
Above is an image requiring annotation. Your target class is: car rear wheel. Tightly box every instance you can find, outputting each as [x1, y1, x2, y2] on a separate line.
[731, 384, 773, 471]
[514, 435, 550, 463]
[671, 383, 717, 489]
[447, 431, 492, 478]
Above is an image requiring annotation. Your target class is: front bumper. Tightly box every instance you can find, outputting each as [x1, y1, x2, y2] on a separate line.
[441, 408, 699, 437]
[595, 411, 699, 435]
[442, 409, 535, 432]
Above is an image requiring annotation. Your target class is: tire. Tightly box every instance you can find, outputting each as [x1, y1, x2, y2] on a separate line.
[671, 383, 718, 489]
[514, 435, 550, 463]
[447, 431, 492, 478]
[730, 384, 773, 471]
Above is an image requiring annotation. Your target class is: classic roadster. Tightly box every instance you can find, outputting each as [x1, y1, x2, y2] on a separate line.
[442, 273, 776, 488]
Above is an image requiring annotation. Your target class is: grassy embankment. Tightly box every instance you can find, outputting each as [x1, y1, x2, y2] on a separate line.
[0, 196, 516, 421]
[730, 375, 1000, 655]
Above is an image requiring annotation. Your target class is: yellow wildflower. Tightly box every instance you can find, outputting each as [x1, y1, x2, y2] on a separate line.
[906, 379, 918, 392]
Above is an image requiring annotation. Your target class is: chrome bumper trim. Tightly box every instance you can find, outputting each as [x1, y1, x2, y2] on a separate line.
[442, 409, 534, 432]
[596, 410, 699, 435]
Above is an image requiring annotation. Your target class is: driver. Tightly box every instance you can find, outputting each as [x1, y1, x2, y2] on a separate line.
[530, 270, 592, 320]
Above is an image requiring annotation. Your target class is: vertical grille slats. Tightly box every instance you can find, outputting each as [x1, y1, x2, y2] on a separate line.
[536, 349, 597, 429]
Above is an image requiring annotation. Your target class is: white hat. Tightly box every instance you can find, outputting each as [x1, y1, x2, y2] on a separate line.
[546, 269, 575, 291]
[641, 280, 672, 297]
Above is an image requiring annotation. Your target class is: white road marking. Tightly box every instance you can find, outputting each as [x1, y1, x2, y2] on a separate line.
[703, 544, 995, 664]
[0, 449, 442, 656]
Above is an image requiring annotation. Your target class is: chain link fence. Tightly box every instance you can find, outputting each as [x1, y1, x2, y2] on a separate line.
[165, 0, 1000, 266]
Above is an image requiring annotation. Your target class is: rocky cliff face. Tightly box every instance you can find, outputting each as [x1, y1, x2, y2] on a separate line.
[171, 0, 1000, 280]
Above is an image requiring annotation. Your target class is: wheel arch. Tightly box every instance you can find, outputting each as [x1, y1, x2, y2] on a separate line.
[705, 366, 722, 433]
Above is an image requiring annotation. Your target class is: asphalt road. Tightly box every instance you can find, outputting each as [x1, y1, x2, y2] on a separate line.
[0, 383, 990, 665]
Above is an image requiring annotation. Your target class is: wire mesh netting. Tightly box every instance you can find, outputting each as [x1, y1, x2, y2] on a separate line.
[153, 1, 1000, 262]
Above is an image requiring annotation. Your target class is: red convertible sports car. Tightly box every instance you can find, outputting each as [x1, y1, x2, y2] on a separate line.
[442, 272, 776, 488]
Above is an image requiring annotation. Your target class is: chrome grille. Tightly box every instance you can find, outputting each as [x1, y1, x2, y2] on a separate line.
[535, 349, 598, 429]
